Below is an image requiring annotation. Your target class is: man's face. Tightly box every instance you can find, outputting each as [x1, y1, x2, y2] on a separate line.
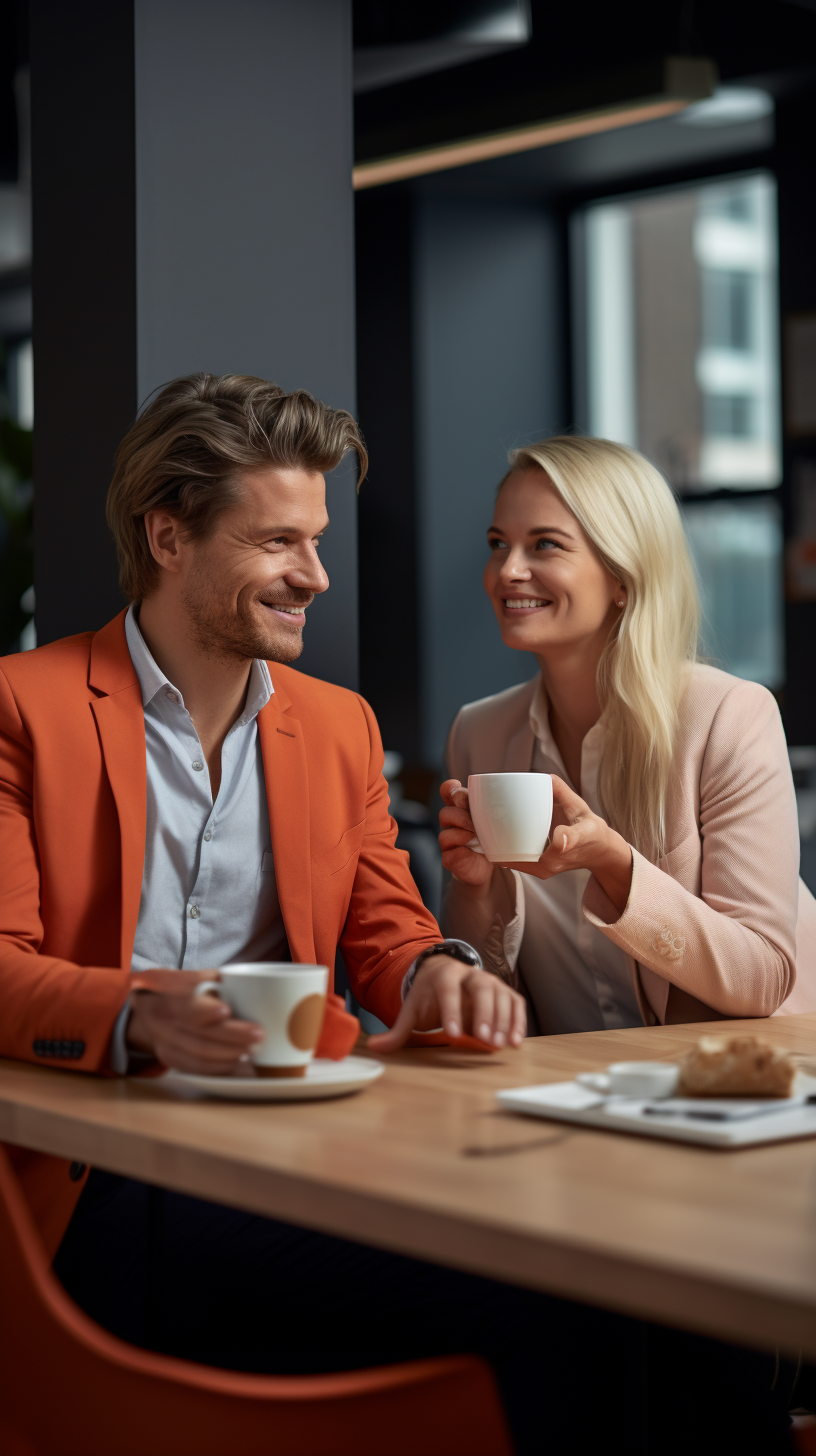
[179, 465, 330, 663]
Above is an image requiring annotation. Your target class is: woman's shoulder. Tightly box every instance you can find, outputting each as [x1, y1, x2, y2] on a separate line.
[679, 663, 784, 763]
[453, 676, 539, 734]
[681, 662, 780, 721]
[446, 676, 538, 773]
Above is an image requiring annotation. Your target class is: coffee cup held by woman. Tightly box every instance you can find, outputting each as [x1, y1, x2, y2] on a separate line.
[438, 436, 816, 1032]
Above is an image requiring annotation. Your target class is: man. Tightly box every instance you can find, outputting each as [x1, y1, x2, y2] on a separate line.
[1, 373, 577, 1453]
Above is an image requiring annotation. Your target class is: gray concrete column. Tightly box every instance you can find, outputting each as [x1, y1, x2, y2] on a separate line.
[32, 0, 358, 689]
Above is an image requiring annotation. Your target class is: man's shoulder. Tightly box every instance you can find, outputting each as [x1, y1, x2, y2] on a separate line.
[0, 631, 96, 696]
[267, 662, 365, 721]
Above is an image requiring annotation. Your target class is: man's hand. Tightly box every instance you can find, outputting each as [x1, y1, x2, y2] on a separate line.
[367, 955, 526, 1054]
[126, 970, 264, 1074]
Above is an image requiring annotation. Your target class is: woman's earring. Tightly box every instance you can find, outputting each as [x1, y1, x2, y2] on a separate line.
[617, 599, 625, 608]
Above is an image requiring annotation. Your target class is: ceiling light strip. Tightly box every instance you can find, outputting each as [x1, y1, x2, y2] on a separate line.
[353, 98, 690, 190]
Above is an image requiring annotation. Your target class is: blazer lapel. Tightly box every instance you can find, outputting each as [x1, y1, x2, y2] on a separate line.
[88, 613, 146, 970]
[257, 690, 316, 964]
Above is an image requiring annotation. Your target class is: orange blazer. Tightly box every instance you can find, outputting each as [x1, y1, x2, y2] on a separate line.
[0, 611, 442, 1255]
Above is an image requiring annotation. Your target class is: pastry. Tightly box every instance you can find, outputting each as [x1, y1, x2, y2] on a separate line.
[676, 1035, 796, 1098]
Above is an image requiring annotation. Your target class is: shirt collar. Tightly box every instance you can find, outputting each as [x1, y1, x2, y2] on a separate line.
[124, 604, 273, 720]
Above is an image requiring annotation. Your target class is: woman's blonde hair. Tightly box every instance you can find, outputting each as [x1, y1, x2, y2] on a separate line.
[505, 435, 700, 862]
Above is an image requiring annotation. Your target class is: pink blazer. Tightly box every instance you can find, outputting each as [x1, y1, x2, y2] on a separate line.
[445, 664, 816, 1025]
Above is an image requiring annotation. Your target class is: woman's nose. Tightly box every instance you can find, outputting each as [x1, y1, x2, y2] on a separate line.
[499, 548, 532, 581]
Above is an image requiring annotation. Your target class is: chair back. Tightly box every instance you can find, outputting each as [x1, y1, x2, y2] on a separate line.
[0, 1143, 513, 1456]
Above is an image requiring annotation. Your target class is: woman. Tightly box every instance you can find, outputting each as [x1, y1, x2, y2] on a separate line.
[439, 435, 816, 1032]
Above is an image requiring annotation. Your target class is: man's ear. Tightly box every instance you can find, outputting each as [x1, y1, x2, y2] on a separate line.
[144, 511, 185, 575]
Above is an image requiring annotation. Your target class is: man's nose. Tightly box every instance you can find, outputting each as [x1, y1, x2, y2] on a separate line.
[288, 542, 330, 595]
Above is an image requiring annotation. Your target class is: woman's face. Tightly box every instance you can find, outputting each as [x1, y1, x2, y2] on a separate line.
[483, 469, 622, 660]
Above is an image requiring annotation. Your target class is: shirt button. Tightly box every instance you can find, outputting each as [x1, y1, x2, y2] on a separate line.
[165, 690, 179, 704]
[191, 760, 204, 772]
[203, 829, 212, 842]
[189, 905, 201, 919]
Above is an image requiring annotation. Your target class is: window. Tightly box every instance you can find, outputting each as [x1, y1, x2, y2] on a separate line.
[574, 171, 783, 689]
[682, 498, 784, 688]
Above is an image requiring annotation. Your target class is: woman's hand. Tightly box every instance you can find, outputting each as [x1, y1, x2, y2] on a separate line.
[519, 775, 633, 913]
[438, 779, 494, 893]
[440, 775, 633, 915]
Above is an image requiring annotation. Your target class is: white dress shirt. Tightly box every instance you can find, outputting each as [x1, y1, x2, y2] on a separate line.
[111, 606, 288, 1070]
[502, 680, 642, 1036]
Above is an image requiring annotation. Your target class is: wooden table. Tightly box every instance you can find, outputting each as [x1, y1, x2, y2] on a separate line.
[3, 1016, 816, 1359]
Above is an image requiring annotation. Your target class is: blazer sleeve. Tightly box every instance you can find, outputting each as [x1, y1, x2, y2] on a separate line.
[582, 680, 799, 1018]
[0, 667, 130, 1072]
[338, 694, 442, 1026]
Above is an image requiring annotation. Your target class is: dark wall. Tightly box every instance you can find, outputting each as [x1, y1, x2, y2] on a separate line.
[413, 194, 567, 765]
[356, 188, 421, 760]
[355, 189, 567, 768]
[777, 87, 816, 745]
[30, 0, 136, 645]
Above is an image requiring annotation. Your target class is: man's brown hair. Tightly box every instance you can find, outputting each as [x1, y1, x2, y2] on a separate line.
[106, 373, 368, 602]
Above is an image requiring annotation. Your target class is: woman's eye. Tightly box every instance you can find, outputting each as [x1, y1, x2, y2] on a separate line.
[488, 538, 507, 551]
[535, 538, 559, 551]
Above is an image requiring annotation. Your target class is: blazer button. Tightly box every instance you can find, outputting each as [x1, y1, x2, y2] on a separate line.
[69, 1162, 87, 1182]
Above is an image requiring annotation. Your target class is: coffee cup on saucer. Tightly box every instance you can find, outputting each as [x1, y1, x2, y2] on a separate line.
[195, 963, 329, 1077]
[577, 1062, 679, 1099]
[466, 772, 553, 864]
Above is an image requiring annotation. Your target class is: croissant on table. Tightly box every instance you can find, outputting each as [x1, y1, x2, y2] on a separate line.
[676, 1035, 796, 1099]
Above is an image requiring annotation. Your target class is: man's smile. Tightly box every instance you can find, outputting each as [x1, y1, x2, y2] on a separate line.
[259, 598, 311, 627]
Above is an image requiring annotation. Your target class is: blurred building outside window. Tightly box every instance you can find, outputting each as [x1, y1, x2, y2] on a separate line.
[576, 171, 783, 691]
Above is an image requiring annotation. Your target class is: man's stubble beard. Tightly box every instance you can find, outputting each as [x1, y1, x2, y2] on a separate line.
[181, 564, 306, 665]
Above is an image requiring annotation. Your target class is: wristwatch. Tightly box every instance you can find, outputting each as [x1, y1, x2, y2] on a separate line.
[413, 940, 483, 976]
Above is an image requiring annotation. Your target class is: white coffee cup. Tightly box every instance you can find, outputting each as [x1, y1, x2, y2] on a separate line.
[195, 963, 329, 1077]
[466, 773, 553, 864]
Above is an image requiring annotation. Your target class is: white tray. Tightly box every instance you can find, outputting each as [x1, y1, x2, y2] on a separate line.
[496, 1075, 816, 1149]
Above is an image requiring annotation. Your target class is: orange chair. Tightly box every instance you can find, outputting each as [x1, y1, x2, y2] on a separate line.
[794, 1421, 816, 1453]
[0, 1144, 513, 1456]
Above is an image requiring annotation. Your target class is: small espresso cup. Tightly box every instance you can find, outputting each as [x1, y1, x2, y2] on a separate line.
[466, 772, 553, 864]
[195, 963, 329, 1077]
[605, 1062, 679, 1098]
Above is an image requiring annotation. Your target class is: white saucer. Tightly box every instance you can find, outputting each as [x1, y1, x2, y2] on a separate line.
[147, 1056, 384, 1102]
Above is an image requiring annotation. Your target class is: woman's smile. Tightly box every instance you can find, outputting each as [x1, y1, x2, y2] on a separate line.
[501, 594, 553, 615]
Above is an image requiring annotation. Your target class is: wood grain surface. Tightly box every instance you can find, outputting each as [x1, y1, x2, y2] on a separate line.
[3, 1016, 816, 1357]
